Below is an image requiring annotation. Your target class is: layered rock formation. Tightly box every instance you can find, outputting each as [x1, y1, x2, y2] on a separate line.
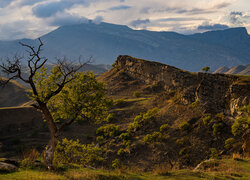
[112, 55, 250, 115]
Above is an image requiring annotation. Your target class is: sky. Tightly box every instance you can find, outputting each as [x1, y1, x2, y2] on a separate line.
[0, 0, 249, 40]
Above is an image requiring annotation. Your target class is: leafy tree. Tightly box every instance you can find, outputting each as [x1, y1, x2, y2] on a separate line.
[201, 66, 210, 73]
[0, 39, 111, 169]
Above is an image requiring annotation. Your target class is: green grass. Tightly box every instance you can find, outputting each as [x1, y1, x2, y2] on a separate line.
[1, 159, 249, 180]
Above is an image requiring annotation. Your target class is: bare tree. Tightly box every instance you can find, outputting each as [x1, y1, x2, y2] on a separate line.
[0, 39, 109, 169]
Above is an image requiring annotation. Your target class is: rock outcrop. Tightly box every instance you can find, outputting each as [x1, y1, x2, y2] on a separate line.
[113, 55, 250, 115]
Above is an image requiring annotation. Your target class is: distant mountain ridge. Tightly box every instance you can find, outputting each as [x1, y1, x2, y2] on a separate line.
[0, 22, 249, 71]
[214, 65, 250, 75]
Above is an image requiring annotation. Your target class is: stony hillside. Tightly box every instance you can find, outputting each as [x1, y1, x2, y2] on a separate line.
[0, 56, 249, 170]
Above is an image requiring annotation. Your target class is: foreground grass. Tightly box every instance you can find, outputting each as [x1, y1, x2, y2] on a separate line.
[1, 159, 249, 180]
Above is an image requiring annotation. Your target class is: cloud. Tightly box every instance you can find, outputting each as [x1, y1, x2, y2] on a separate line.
[130, 19, 150, 27]
[48, 13, 89, 26]
[32, 0, 90, 18]
[108, 5, 131, 11]
[0, 0, 14, 8]
[156, 17, 206, 22]
[213, 2, 231, 9]
[229, 11, 244, 25]
[19, 0, 43, 6]
[93, 16, 103, 24]
[197, 23, 229, 30]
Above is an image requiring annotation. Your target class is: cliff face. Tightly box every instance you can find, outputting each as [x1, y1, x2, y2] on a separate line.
[114, 55, 250, 115]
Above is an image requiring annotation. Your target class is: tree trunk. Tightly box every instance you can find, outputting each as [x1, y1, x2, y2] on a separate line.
[44, 137, 58, 170]
[39, 103, 58, 169]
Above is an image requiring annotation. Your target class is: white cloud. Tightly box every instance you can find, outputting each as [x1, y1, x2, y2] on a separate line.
[0, 0, 249, 40]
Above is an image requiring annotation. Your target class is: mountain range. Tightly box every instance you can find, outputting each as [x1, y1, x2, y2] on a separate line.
[0, 22, 249, 72]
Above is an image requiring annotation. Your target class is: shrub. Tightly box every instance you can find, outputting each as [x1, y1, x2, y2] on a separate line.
[105, 113, 116, 123]
[111, 61, 117, 68]
[133, 91, 141, 98]
[215, 113, 225, 121]
[191, 100, 199, 108]
[21, 149, 42, 169]
[119, 132, 130, 141]
[143, 131, 169, 143]
[54, 138, 104, 166]
[202, 115, 211, 125]
[128, 108, 158, 132]
[112, 158, 122, 169]
[179, 122, 190, 131]
[232, 105, 249, 137]
[96, 136, 104, 143]
[117, 148, 126, 156]
[210, 148, 219, 159]
[212, 123, 223, 136]
[96, 124, 121, 138]
[160, 124, 169, 132]
[224, 138, 235, 150]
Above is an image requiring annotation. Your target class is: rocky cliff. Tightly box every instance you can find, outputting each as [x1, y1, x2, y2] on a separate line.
[106, 55, 250, 115]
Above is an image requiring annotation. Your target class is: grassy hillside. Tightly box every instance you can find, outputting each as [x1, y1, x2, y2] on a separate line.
[0, 78, 29, 107]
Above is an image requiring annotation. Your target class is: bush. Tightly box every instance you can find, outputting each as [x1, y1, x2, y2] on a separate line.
[215, 113, 225, 121]
[160, 124, 169, 132]
[112, 158, 122, 169]
[133, 91, 141, 98]
[119, 132, 130, 141]
[212, 123, 223, 136]
[117, 148, 126, 156]
[96, 136, 104, 143]
[144, 131, 169, 143]
[210, 148, 219, 159]
[232, 105, 249, 136]
[54, 138, 104, 166]
[21, 149, 42, 169]
[128, 108, 158, 132]
[202, 115, 211, 125]
[96, 124, 121, 138]
[224, 138, 235, 150]
[179, 122, 190, 131]
[105, 113, 116, 123]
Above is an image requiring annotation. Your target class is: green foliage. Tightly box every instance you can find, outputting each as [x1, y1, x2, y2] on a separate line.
[119, 133, 130, 141]
[105, 113, 116, 123]
[202, 115, 211, 125]
[33, 67, 111, 124]
[212, 123, 223, 136]
[160, 124, 169, 132]
[133, 91, 141, 98]
[96, 124, 121, 138]
[112, 159, 122, 169]
[96, 136, 104, 144]
[117, 148, 126, 156]
[224, 138, 235, 150]
[210, 148, 219, 159]
[201, 66, 210, 72]
[232, 104, 250, 136]
[215, 113, 225, 121]
[143, 131, 169, 143]
[191, 100, 199, 108]
[128, 108, 158, 132]
[20, 149, 42, 169]
[178, 122, 190, 131]
[54, 138, 104, 166]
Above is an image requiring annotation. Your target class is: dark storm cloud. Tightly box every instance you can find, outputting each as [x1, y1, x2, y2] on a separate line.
[197, 23, 229, 30]
[108, 5, 131, 11]
[32, 0, 90, 18]
[130, 19, 150, 27]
